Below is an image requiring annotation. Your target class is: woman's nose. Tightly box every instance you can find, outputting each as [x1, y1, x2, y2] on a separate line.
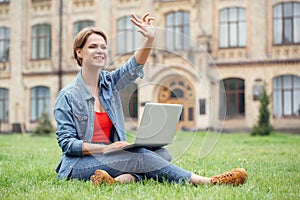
[96, 48, 102, 53]
[96, 47, 106, 54]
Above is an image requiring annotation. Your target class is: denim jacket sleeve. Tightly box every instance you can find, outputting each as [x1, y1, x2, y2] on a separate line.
[111, 56, 144, 91]
[54, 90, 83, 157]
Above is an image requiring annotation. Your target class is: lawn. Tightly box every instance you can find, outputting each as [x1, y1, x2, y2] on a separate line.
[0, 132, 299, 200]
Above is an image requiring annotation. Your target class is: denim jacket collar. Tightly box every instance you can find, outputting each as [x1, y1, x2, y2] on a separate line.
[75, 70, 93, 101]
[75, 69, 113, 102]
[99, 71, 112, 100]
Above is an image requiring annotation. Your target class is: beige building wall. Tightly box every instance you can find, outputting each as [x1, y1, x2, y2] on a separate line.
[0, 0, 299, 133]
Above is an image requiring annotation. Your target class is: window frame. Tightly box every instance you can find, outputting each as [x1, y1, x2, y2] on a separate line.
[223, 78, 245, 118]
[273, 2, 300, 45]
[120, 83, 138, 119]
[117, 16, 140, 55]
[199, 99, 206, 115]
[31, 24, 51, 60]
[273, 75, 300, 117]
[73, 20, 95, 37]
[219, 7, 247, 49]
[0, 88, 9, 122]
[165, 11, 190, 51]
[0, 27, 10, 62]
[30, 86, 50, 122]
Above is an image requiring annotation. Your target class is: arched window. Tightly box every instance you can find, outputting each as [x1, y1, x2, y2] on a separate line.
[73, 20, 95, 37]
[223, 78, 245, 118]
[170, 88, 184, 98]
[219, 7, 246, 48]
[273, 75, 300, 117]
[165, 11, 190, 51]
[31, 24, 51, 60]
[120, 83, 138, 119]
[30, 86, 50, 121]
[117, 16, 141, 54]
[273, 2, 300, 45]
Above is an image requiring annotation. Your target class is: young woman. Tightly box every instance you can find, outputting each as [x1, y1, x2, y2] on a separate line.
[54, 13, 247, 186]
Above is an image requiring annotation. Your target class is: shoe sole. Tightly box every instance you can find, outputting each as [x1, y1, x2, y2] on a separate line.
[90, 170, 115, 186]
[211, 168, 247, 186]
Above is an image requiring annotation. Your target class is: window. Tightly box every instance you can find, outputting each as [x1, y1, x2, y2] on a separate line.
[120, 83, 138, 119]
[0, 27, 10, 62]
[73, 20, 95, 37]
[166, 11, 190, 51]
[0, 0, 9, 3]
[219, 7, 246, 48]
[273, 2, 300, 45]
[223, 78, 245, 118]
[170, 88, 184, 98]
[253, 85, 264, 101]
[273, 75, 300, 117]
[30, 86, 50, 121]
[0, 88, 9, 122]
[188, 107, 194, 121]
[31, 24, 51, 60]
[117, 16, 140, 54]
[199, 99, 206, 115]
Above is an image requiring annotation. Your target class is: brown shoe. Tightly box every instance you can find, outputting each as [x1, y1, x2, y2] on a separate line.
[211, 168, 248, 186]
[90, 170, 115, 186]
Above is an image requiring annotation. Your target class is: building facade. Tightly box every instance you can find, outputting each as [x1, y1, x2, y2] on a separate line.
[0, 0, 299, 133]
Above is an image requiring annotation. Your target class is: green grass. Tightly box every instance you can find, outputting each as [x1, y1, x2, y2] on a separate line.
[0, 132, 299, 200]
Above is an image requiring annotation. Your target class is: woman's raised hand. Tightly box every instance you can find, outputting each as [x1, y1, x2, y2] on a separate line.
[130, 12, 156, 40]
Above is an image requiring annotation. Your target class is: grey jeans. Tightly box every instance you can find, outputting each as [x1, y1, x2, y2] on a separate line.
[71, 147, 192, 184]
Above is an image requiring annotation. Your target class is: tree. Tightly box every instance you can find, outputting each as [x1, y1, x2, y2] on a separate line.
[251, 86, 273, 136]
[34, 111, 54, 135]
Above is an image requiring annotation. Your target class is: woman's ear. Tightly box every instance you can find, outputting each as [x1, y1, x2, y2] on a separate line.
[76, 48, 82, 58]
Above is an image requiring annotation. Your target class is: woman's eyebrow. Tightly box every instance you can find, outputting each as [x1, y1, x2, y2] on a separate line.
[88, 41, 106, 46]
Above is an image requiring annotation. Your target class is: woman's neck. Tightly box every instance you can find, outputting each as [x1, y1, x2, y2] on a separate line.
[81, 67, 100, 95]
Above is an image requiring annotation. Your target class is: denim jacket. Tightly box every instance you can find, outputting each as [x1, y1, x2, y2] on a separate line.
[54, 56, 144, 179]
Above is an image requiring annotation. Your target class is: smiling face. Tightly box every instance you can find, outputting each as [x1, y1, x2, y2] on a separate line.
[76, 33, 108, 70]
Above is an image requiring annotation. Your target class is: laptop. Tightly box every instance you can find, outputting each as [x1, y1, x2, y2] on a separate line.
[104, 102, 183, 154]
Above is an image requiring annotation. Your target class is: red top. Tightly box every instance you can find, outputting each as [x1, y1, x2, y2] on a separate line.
[92, 112, 113, 143]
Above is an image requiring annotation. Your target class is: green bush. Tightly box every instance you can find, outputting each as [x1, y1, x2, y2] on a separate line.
[34, 111, 54, 134]
[251, 86, 273, 136]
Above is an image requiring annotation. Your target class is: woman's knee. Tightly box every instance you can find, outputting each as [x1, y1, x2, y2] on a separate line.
[154, 148, 172, 162]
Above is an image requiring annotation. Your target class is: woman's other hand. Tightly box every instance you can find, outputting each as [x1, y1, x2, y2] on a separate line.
[104, 141, 129, 153]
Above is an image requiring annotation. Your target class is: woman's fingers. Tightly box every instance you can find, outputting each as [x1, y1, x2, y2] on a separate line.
[130, 12, 156, 39]
[147, 17, 155, 23]
[130, 13, 142, 24]
[130, 17, 140, 27]
[142, 12, 150, 22]
[113, 141, 129, 147]
[130, 12, 155, 27]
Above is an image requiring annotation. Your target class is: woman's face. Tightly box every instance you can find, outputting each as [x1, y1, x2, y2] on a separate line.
[76, 33, 108, 70]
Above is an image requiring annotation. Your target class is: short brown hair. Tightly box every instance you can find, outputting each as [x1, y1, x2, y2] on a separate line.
[73, 27, 107, 67]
